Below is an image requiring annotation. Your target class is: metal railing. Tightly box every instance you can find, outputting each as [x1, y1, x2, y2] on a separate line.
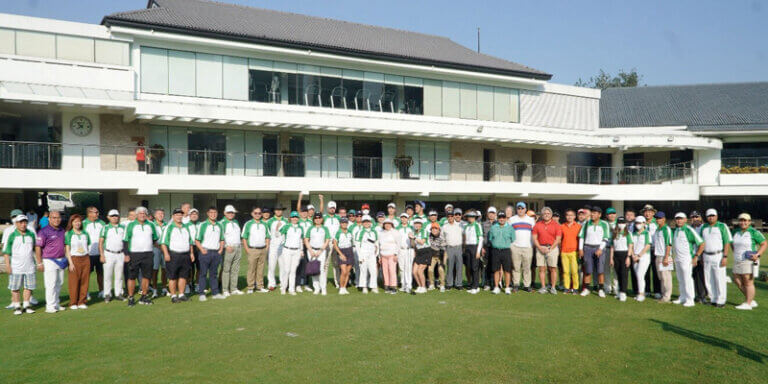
[0, 140, 696, 184]
[721, 157, 768, 173]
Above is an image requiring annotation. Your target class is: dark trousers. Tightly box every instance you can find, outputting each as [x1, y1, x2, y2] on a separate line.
[613, 251, 629, 294]
[297, 249, 307, 286]
[644, 254, 661, 294]
[482, 245, 493, 287]
[198, 250, 221, 295]
[464, 245, 481, 289]
[693, 262, 708, 301]
[630, 262, 639, 294]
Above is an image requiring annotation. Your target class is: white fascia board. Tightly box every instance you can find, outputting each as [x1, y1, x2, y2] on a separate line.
[112, 26, 550, 90]
[0, 12, 120, 40]
[0, 91, 135, 111]
[597, 126, 689, 134]
[540, 82, 601, 99]
[700, 185, 768, 196]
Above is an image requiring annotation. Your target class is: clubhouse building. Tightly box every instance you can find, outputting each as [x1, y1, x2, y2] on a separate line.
[0, 0, 766, 219]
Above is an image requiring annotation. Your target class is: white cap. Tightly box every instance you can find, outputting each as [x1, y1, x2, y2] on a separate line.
[224, 204, 237, 213]
[487, 206, 497, 214]
[634, 216, 646, 224]
[428, 210, 438, 216]
[361, 214, 372, 222]
[445, 204, 454, 210]
[307, 204, 315, 210]
[328, 201, 337, 209]
[13, 214, 28, 223]
[738, 213, 752, 221]
[189, 208, 199, 214]
[383, 218, 395, 226]
[412, 218, 425, 225]
[362, 209, 370, 215]
[108, 209, 120, 217]
[705, 208, 717, 217]
[674, 212, 687, 219]
[399, 212, 409, 218]
[387, 202, 396, 209]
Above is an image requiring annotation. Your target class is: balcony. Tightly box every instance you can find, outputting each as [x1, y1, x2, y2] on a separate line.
[0, 140, 696, 185]
[721, 157, 768, 174]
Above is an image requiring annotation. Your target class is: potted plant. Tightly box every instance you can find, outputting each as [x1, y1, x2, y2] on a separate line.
[394, 155, 414, 179]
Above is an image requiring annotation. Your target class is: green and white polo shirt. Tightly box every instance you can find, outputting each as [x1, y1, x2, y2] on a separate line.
[305, 225, 331, 249]
[732, 227, 766, 263]
[123, 220, 158, 253]
[162, 222, 193, 253]
[672, 224, 704, 259]
[578, 219, 611, 250]
[241, 219, 270, 248]
[83, 218, 105, 256]
[4, 229, 36, 274]
[700, 221, 733, 254]
[196, 220, 224, 251]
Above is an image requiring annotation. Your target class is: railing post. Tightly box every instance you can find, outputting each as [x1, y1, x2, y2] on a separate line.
[81, 147, 84, 169]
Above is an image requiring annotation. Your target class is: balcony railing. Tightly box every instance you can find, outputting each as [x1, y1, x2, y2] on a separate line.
[721, 157, 768, 173]
[0, 140, 696, 184]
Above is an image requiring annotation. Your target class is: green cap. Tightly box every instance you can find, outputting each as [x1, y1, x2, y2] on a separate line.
[606, 207, 616, 215]
[290, 211, 299, 218]
[10, 209, 23, 218]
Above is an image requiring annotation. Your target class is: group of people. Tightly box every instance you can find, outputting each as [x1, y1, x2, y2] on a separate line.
[3, 195, 763, 315]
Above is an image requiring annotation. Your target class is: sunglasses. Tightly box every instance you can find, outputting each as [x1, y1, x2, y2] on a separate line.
[454, 213, 462, 216]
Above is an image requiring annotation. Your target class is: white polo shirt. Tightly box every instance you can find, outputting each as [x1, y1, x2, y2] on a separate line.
[219, 218, 241, 246]
[83, 218, 105, 255]
[280, 223, 305, 249]
[464, 221, 483, 246]
[242, 219, 269, 248]
[123, 220, 158, 253]
[356, 228, 379, 254]
[700, 221, 732, 254]
[3, 229, 36, 274]
[335, 230, 354, 249]
[508, 215, 535, 248]
[196, 220, 223, 251]
[305, 226, 330, 249]
[162, 223, 193, 253]
[100, 223, 125, 253]
[66, 230, 91, 257]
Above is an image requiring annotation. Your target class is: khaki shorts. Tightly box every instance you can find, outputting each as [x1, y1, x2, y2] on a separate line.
[536, 246, 559, 267]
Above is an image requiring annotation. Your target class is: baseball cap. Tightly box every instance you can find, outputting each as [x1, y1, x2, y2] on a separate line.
[355, 212, 362, 217]
[405, 204, 414, 210]
[361, 215, 372, 222]
[412, 218, 424, 225]
[400, 212, 409, 218]
[516, 202, 526, 209]
[592, 206, 602, 214]
[577, 208, 586, 214]
[445, 204, 454, 211]
[108, 209, 120, 217]
[453, 208, 463, 215]
[617, 216, 626, 224]
[606, 207, 616, 215]
[415, 200, 426, 208]
[487, 206, 497, 214]
[635, 216, 646, 224]
[430, 222, 441, 230]
[387, 202, 396, 209]
[313, 212, 323, 219]
[262, 208, 271, 214]
[189, 208, 199, 214]
[497, 211, 507, 218]
[642, 204, 655, 212]
[674, 212, 687, 219]
[654, 211, 665, 219]
[10, 209, 22, 218]
[361, 203, 370, 210]
[328, 201, 337, 209]
[738, 213, 752, 221]
[348, 209, 356, 215]
[705, 209, 717, 217]
[340, 217, 349, 223]
[376, 211, 385, 218]
[553, 211, 561, 218]
[289, 211, 299, 218]
[172, 208, 183, 215]
[224, 205, 237, 213]
[690, 210, 701, 218]
[582, 205, 593, 211]
[383, 218, 395, 226]
[428, 210, 438, 216]
[306, 204, 315, 211]
[13, 214, 28, 222]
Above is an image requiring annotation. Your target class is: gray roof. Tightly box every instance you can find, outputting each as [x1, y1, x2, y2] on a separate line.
[102, 0, 551, 80]
[600, 82, 768, 131]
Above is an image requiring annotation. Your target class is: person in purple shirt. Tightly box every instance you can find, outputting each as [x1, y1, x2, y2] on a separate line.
[35, 211, 67, 313]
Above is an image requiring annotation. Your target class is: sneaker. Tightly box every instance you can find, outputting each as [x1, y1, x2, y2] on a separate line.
[751, 300, 758, 308]
[428, 285, 435, 291]
[296, 286, 304, 293]
[492, 287, 501, 295]
[45, 308, 58, 313]
[313, 289, 320, 295]
[127, 297, 136, 307]
[70, 305, 79, 310]
[715, 303, 725, 308]
[524, 287, 533, 293]
[5, 304, 14, 309]
[672, 299, 683, 305]
[23, 307, 35, 314]
[654, 293, 661, 299]
[362, 288, 369, 294]
[735, 302, 753, 310]
[140, 296, 153, 305]
[151, 288, 158, 298]
[162, 288, 169, 296]
[86, 294, 91, 301]
[683, 301, 695, 307]
[178, 295, 189, 302]
[636, 295, 646, 302]
[469, 289, 478, 294]
[30, 297, 39, 305]
[580, 289, 590, 297]
[212, 294, 226, 299]
[598, 290, 606, 298]
[258, 288, 269, 293]
[483, 285, 491, 291]
[222, 291, 231, 298]
[13, 308, 22, 315]
[198, 295, 207, 302]
[619, 293, 627, 302]
[77, 304, 88, 309]
[289, 291, 297, 296]
[372, 288, 379, 294]
[232, 290, 244, 295]
[247, 289, 254, 294]
[549, 287, 557, 295]
[339, 288, 348, 295]
[171, 297, 179, 304]
[505, 287, 511, 295]
[439, 286, 445, 293]
[104, 294, 112, 303]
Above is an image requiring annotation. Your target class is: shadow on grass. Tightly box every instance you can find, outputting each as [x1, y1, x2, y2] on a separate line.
[650, 319, 767, 363]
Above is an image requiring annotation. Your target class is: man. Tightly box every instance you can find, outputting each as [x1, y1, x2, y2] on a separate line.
[560, 209, 581, 294]
[481, 206, 497, 290]
[671, 212, 704, 307]
[425, 210, 444, 291]
[4, 214, 39, 315]
[355, 214, 379, 294]
[266, 205, 288, 290]
[320, 198, 341, 288]
[295, 205, 312, 292]
[187, 208, 200, 294]
[121, 208, 136, 294]
[532, 207, 562, 294]
[578, 206, 611, 297]
[487, 211, 515, 294]
[625, 209, 637, 233]
[161, 208, 194, 303]
[604, 207, 618, 295]
[463, 211, 483, 294]
[577, 206, 591, 226]
[35, 210, 67, 313]
[699, 209, 732, 308]
[262, 208, 272, 221]
[652, 212, 674, 302]
[219, 205, 243, 296]
[83, 206, 106, 299]
[405, 205, 415, 221]
[3, 210, 38, 309]
[123, 207, 159, 306]
[410, 201, 426, 225]
[180, 202, 192, 224]
[242, 207, 270, 293]
[305, 212, 331, 295]
[439, 204, 454, 226]
[150, 208, 167, 297]
[642, 204, 661, 299]
[386, 203, 397, 221]
[396, 212, 414, 293]
[195, 207, 225, 301]
[279, 211, 305, 295]
[99, 209, 125, 303]
[689, 211, 708, 303]
[442, 209, 464, 290]
[509, 202, 535, 292]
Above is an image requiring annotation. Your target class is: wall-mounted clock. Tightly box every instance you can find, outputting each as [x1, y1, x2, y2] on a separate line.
[70, 116, 93, 137]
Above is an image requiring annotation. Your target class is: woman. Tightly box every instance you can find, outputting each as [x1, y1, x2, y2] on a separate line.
[64, 214, 91, 309]
[333, 218, 355, 295]
[610, 217, 632, 302]
[428, 222, 447, 292]
[631, 217, 652, 302]
[378, 219, 402, 294]
[732, 213, 766, 310]
[411, 219, 430, 294]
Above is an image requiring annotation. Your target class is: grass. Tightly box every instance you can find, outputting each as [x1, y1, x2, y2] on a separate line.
[1, 257, 767, 383]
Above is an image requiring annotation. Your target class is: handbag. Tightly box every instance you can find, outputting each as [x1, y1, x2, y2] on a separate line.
[305, 259, 321, 276]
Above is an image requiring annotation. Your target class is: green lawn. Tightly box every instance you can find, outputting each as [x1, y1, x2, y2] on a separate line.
[1, 258, 767, 383]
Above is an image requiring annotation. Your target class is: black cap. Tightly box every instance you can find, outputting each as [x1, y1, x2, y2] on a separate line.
[592, 206, 602, 214]
[340, 217, 349, 223]
[405, 204, 414, 210]
[497, 212, 507, 218]
[262, 208, 272, 214]
[274, 205, 286, 210]
[583, 205, 593, 211]
[553, 211, 561, 217]
[313, 212, 323, 219]
[617, 216, 627, 223]
[172, 208, 184, 215]
[376, 211, 385, 217]
[690, 210, 701, 218]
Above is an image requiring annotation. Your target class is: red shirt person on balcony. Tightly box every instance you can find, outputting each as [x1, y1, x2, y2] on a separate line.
[136, 141, 146, 172]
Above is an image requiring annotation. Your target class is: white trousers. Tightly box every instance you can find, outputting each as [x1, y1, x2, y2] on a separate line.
[675, 257, 695, 303]
[633, 254, 651, 296]
[279, 247, 301, 293]
[357, 251, 378, 289]
[398, 248, 414, 290]
[308, 249, 328, 294]
[703, 256, 727, 305]
[604, 255, 617, 293]
[43, 259, 65, 311]
[267, 243, 282, 288]
[103, 251, 124, 297]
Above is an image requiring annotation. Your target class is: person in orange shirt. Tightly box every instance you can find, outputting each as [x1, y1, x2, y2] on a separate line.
[560, 209, 582, 294]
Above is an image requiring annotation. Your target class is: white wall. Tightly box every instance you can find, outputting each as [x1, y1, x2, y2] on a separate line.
[61, 111, 100, 170]
[520, 90, 599, 131]
[695, 149, 720, 186]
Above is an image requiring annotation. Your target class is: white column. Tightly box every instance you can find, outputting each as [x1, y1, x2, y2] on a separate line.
[695, 149, 720, 186]
[611, 149, 623, 184]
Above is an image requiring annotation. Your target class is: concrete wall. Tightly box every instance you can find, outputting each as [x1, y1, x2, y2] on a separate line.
[100, 114, 149, 171]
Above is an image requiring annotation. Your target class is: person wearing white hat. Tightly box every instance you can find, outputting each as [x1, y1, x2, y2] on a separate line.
[149, 208, 166, 298]
[4, 214, 39, 315]
[699, 209, 732, 307]
[439, 204, 454, 226]
[355, 215, 379, 293]
[99, 209, 126, 302]
[509, 202, 535, 292]
[378, 218, 402, 294]
[732, 213, 765, 310]
[630, 216, 652, 302]
[442, 208, 464, 290]
[396, 213, 414, 293]
[304, 212, 331, 295]
[671, 212, 704, 307]
[481, 207, 498, 290]
[319, 195, 341, 288]
[219, 204, 243, 296]
[266, 204, 289, 291]
[386, 203, 397, 221]
[463, 211, 484, 294]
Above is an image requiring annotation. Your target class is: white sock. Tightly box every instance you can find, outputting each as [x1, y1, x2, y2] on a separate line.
[12, 302, 21, 308]
[22, 301, 29, 308]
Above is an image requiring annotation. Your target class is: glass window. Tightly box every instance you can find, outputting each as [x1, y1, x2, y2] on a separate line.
[0, 110, 62, 169]
[188, 132, 226, 175]
[56, 35, 94, 62]
[321, 76, 343, 108]
[284, 136, 305, 177]
[262, 134, 279, 176]
[353, 140, 382, 178]
[404, 85, 424, 115]
[140, 47, 168, 94]
[0, 28, 14, 55]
